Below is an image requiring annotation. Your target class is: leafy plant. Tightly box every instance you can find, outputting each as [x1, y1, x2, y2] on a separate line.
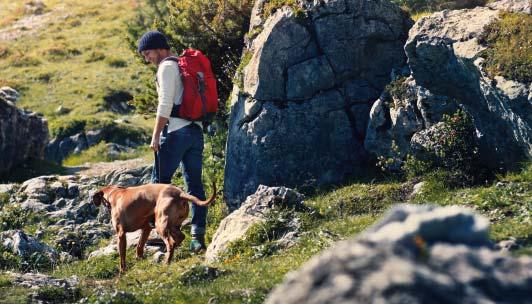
[0, 204, 40, 231]
[404, 109, 483, 187]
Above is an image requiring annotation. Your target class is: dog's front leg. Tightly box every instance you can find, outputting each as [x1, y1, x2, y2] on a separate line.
[117, 232, 127, 274]
[136, 225, 151, 259]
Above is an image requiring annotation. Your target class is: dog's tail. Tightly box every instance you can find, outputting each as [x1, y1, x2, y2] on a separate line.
[179, 182, 216, 206]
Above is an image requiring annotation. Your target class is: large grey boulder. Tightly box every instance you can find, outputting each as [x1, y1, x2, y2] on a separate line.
[205, 185, 304, 263]
[225, 0, 413, 208]
[401, 2, 532, 169]
[266, 205, 532, 304]
[0, 95, 48, 176]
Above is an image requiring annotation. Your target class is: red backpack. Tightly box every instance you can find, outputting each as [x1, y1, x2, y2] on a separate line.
[163, 49, 218, 122]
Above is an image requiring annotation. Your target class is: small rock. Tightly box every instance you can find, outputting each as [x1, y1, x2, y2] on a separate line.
[495, 237, 520, 253]
[0, 184, 16, 195]
[412, 182, 425, 196]
[55, 105, 70, 115]
[152, 251, 165, 263]
[0, 87, 20, 103]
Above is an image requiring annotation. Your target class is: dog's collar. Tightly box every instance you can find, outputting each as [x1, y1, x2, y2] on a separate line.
[102, 187, 121, 210]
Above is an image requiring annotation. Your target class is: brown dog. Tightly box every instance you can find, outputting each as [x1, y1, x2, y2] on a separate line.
[91, 183, 215, 273]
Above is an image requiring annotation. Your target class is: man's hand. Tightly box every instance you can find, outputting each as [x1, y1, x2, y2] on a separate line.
[151, 115, 169, 152]
[150, 134, 160, 152]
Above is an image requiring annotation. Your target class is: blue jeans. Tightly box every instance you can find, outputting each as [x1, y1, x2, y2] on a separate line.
[151, 124, 207, 235]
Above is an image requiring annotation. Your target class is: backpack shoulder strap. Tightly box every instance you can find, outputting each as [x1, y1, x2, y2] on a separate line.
[162, 56, 179, 63]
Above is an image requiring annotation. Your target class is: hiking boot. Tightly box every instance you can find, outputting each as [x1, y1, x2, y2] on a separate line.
[189, 234, 206, 253]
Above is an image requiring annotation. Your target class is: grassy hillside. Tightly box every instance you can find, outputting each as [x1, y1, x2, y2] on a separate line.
[0, 0, 152, 138]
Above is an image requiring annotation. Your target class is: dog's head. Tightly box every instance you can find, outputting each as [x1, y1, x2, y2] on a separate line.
[91, 190, 105, 207]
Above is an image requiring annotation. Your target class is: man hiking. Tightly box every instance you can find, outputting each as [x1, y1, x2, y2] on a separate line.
[138, 30, 207, 253]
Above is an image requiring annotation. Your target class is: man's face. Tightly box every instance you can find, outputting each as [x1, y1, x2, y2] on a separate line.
[142, 49, 163, 66]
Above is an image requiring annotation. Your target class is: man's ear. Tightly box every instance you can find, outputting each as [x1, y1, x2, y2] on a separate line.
[91, 190, 104, 206]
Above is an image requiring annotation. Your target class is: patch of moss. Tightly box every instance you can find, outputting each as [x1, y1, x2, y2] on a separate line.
[234, 50, 252, 89]
[244, 26, 263, 42]
[262, 0, 298, 19]
[480, 12, 532, 83]
[222, 208, 302, 260]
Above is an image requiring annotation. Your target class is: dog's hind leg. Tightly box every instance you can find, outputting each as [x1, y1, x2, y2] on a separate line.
[172, 226, 186, 249]
[162, 228, 176, 265]
[117, 231, 127, 274]
[136, 225, 151, 259]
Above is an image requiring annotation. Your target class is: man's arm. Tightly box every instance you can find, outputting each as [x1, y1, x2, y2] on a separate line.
[150, 115, 168, 152]
[151, 61, 178, 152]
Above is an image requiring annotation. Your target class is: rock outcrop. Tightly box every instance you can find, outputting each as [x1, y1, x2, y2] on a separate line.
[0, 88, 49, 176]
[1, 163, 153, 262]
[0, 230, 58, 264]
[365, 76, 459, 161]
[224, 0, 413, 208]
[205, 185, 304, 263]
[266, 205, 532, 304]
[45, 129, 142, 164]
[366, 1, 532, 169]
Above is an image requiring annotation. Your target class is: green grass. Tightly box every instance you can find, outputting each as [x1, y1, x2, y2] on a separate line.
[480, 12, 532, 83]
[62, 142, 151, 166]
[0, 0, 153, 144]
[0, 158, 65, 183]
[33, 163, 529, 303]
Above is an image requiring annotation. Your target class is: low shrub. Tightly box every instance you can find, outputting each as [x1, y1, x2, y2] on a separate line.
[0, 244, 21, 270]
[85, 51, 106, 63]
[179, 265, 227, 285]
[33, 286, 82, 304]
[9, 53, 41, 67]
[0, 45, 11, 59]
[42, 46, 82, 60]
[406, 109, 483, 186]
[48, 118, 86, 139]
[0, 204, 39, 232]
[105, 57, 128, 68]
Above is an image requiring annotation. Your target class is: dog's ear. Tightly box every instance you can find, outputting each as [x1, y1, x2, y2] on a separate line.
[91, 190, 104, 206]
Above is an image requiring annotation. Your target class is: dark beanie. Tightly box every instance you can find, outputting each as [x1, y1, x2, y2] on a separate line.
[137, 31, 170, 53]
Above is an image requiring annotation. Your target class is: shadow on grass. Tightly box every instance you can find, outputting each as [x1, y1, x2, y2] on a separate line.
[0, 158, 67, 183]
